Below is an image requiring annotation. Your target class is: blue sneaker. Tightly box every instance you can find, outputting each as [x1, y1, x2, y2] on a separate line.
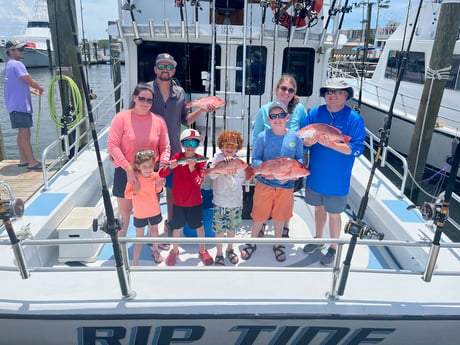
[320, 247, 337, 266]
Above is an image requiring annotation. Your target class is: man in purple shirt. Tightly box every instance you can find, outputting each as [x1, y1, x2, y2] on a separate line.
[4, 40, 44, 170]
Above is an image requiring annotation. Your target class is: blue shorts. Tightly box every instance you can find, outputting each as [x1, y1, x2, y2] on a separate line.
[170, 204, 203, 230]
[112, 167, 127, 198]
[10, 111, 33, 129]
[304, 186, 347, 214]
[212, 205, 242, 234]
[165, 172, 173, 188]
[133, 213, 163, 228]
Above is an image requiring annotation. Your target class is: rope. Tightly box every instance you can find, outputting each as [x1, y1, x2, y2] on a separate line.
[425, 66, 451, 80]
[48, 75, 84, 129]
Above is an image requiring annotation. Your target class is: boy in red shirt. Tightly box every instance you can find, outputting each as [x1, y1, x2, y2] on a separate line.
[159, 129, 213, 266]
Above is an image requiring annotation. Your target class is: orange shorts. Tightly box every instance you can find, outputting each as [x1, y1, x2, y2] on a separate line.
[251, 181, 294, 222]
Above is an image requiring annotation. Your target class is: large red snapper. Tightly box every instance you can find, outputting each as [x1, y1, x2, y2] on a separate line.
[185, 96, 225, 110]
[246, 157, 309, 181]
[298, 123, 351, 144]
[203, 158, 249, 179]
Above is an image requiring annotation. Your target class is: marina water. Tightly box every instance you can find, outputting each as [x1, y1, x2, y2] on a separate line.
[0, 62, 124, 159]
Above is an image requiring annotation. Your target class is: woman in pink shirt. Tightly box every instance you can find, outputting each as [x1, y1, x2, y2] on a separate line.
[108, 83, 170, 237]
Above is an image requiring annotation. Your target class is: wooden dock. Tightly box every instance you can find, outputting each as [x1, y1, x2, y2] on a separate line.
[0, 160, 56, 202]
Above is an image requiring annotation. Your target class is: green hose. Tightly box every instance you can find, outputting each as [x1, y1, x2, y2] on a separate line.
[48, 75, 84, 129]
[35, 75, 84, 157]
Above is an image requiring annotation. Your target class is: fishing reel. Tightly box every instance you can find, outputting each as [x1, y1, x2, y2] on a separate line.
[93, 215, 123, 236]
[0, 182, 24, 220]
[407, 202, 446, 223]
[345, 220, 384, 240]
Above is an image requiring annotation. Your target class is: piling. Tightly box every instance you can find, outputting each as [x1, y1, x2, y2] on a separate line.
[405, 0, 460, 202]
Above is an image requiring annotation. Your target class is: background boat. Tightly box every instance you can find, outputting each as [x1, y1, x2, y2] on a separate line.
[330, 1, 460, 178]
[0, 0, 54, 68]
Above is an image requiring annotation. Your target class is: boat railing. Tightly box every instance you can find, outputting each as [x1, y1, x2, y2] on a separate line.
[2, 235, 460, 299]
[328, 60, 378, 80]
[365, 129, 408, 197]
[40, 82, 124, 190]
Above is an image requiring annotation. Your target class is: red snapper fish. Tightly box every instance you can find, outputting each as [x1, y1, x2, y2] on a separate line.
[203, 158, 249, 179]
[185, 96, 225, 110]
[298, 123, 351, 144]
[246, 157, 310, 181]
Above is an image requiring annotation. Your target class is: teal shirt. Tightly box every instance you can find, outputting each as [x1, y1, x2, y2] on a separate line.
[252, 102, 307, 145]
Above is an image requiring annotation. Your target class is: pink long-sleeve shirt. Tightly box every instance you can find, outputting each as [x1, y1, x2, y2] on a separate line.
[108, 110, 171, 170]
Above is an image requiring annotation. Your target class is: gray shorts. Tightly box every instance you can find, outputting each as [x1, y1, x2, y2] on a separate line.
[304, 186, 347, 214]
[10, 111, 33, 129]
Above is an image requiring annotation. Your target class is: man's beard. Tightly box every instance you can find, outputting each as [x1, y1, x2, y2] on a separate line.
[158, 73, 172, 82]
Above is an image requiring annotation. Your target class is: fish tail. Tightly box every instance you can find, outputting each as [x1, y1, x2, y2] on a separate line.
[244, 166, 255, 180]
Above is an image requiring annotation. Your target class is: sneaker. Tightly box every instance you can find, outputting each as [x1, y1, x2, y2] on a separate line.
[303, 242, 325, 254]
[166, 249, 179, 266]
[320, 247, 337, 266]
[199, 250, 214, 266]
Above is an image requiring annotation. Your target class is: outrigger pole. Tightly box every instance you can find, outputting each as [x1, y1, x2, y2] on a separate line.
[337, 0, 424, 296]
[67, 0, 133, 298]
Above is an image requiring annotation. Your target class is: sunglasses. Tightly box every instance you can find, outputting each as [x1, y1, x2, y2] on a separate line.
[137, 96, 154, 104]
[157, 64, 174, 71]
[268, 112, 288, 120]
[136, 150, 154, 159]
[325, 89, 344, 95]
[181, 140, 199, 148]
[17, 47, 25, 52]
[279, 86, 295, 94]
[223, 143, 238, 150]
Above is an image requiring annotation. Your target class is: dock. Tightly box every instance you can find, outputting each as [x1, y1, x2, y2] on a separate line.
[0, 160, 56, 202]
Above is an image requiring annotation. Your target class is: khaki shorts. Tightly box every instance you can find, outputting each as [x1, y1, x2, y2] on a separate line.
[251, 181, 294, 222]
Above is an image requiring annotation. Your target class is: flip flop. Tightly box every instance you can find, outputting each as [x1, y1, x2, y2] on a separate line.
[27, 164, 43, 171]
[17, 163, 28, 167]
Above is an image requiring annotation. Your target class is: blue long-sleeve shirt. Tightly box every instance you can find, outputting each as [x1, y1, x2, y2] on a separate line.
[252, 129, 304, 189]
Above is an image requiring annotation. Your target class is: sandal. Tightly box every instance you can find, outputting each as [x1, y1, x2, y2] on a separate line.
[151, 250, 163, 264]
[226, 249, 239, 265]
[240, 244, 256, 260]
[273, 245, 286, 262]
[215, 255, 225, 266]
[282, 227, 290, 238]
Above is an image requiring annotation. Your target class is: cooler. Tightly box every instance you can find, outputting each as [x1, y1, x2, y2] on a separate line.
[57, 207, 106, 263]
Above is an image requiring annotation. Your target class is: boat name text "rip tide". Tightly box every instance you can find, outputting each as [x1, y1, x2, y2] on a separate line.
[78, 325, 396, 344]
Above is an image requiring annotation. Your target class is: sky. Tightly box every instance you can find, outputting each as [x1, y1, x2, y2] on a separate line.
[0, 0, 413, 41]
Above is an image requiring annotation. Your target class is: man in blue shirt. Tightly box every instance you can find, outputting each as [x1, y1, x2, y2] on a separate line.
[4, 40, 44, 170]
[302, 80, 365, 266]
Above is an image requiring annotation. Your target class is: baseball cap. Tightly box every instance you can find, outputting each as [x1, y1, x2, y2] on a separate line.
[155, 53, 177, 68]
[269, 100, 289, 114]
[5, 40, 27, 50]
[180, 128, 203, 142]
[319, 79, 354, 100]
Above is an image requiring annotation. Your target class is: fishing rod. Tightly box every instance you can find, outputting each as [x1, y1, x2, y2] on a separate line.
[318, 0, 338, 50]
[422, 140, 460, 282]
[67, 0, 133, 298]
[0, 182, 28, 279]
[337, 0, 424, 296]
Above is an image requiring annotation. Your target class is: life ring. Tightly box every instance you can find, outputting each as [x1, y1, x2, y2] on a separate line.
[270, 0, 323, 30]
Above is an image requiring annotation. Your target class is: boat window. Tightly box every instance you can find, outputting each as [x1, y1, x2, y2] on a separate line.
[281, 47, 315, 97]
[385, 51, 425, 85]
[385, 51, 460, 91]
[136, 42, 221, 94]
[235, 46, 267, 95]
[27, 21, 49, 28]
